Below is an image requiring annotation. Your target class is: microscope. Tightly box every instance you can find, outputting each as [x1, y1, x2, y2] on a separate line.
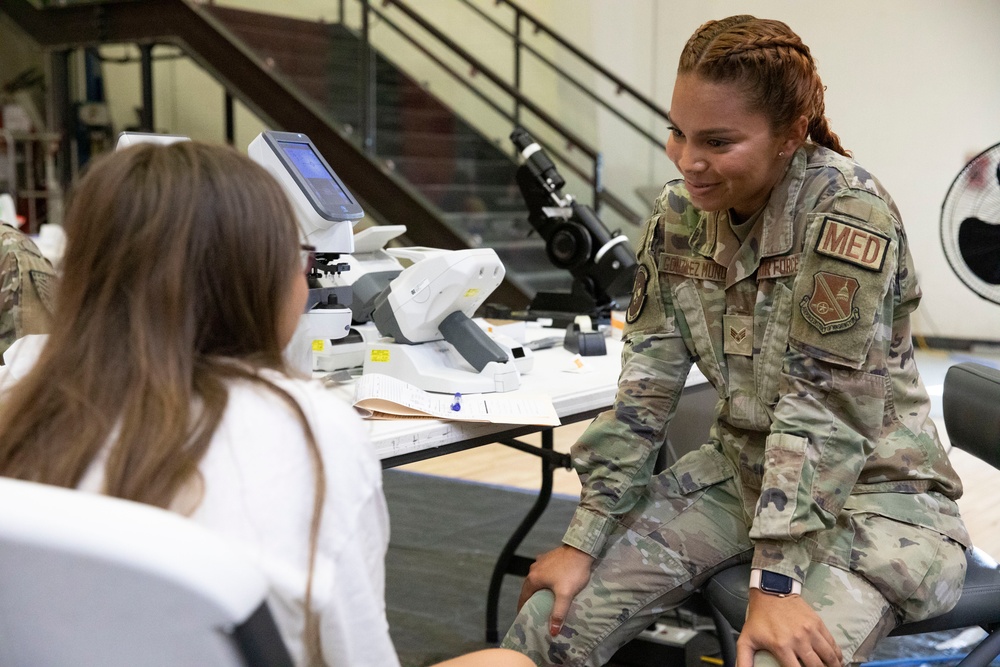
[504, 127, 638, 326]
[248, 131, 364, 343]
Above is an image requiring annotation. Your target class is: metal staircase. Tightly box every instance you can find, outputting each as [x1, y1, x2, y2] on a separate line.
[1, 0, 671, 308]
[203, 5, 574, 297]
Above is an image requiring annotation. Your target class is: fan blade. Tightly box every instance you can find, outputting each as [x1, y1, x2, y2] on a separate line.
[958, 217, 1000, 284]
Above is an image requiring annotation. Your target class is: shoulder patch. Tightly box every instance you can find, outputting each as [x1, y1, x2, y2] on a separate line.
[29, 269, 56, 309]
[799, 271, 860, 334]
[625, 265, 649, 324]
[815, 216, 890, 272]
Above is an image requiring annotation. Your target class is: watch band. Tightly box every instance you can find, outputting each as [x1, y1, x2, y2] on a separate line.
[749, 568, 802, 597]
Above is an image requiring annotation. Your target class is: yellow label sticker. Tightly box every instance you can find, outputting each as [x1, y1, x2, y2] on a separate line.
[464, 288, 480, 298]
[311, 339, 325, 352]
[370, 349, 390, 363]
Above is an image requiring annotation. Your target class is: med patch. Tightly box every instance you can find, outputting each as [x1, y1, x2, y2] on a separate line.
[815, 217, 890, 272]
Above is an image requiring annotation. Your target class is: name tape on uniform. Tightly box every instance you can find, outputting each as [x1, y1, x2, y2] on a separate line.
[659, 254, 727, 282]
[757, 254, 801, 280]
[815, 217, 889, 272]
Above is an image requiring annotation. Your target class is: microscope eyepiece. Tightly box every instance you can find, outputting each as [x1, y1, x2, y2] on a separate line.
[509, 127, 565, 193]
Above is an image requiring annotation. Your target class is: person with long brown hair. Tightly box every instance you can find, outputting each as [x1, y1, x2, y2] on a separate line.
[502, 15, 969, 667]
[0, 141, 533, 667]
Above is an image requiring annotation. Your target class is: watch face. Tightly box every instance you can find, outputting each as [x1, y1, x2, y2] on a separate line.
[760, 570, 794, 595]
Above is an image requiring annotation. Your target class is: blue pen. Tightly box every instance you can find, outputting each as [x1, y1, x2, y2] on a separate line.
[450, 392, 462, 411]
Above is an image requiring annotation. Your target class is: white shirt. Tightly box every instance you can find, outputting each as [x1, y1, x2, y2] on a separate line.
[3, 337, 401, 667]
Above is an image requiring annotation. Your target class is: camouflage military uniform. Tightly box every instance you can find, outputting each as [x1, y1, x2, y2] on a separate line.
[503, 145, 970, 666]
[0, 225, 56, 359]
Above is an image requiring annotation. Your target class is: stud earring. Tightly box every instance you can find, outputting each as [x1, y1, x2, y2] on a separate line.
[778, 151, 785, 157]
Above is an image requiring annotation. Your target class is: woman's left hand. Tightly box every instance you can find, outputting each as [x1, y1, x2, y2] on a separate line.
[736, 589, 844, 667]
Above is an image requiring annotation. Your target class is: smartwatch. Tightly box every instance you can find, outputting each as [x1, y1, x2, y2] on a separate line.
[749, 568, 802, 597]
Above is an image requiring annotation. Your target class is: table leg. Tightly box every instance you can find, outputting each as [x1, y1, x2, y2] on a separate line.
[485, 429, 572, 643]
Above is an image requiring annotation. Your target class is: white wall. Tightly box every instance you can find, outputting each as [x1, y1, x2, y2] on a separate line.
[95, 1, 1000, 341]
[578, 0, 1000, 342]
[97, 43, 267, 155]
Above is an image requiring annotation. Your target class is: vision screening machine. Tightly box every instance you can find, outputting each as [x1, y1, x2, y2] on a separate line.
[318, 229, 532, 394]
[365, 245, 531, 394]
[249, 131, 529, 394]
[249, 131, 362, 344]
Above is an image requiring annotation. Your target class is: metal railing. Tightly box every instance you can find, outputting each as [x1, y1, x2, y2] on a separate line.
[460, 0, 670, 146]
[345, 0, 652, 227]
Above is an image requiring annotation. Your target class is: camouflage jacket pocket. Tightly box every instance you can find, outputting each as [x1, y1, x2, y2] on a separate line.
[755, 281, 793, 407]
[668, 444, 735, 493]
[849, 512, 966, 622]
[672, 281, 727, 396]
[752, 433, 808, 541]
[623, 445, 736, 537]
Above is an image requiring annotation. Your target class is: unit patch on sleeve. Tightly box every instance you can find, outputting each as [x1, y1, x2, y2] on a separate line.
[815, 217, 890, 272]
[800, 271, 860, 334]
[625, 264, 649, 324]
[29, 269, 55, 306]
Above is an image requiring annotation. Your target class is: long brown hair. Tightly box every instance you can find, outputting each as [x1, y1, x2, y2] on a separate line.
[679, 15, 850, 157]
[0, 141, 326, 659]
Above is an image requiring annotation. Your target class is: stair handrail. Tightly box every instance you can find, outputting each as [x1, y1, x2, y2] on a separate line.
[456, 0, 669, 147]
[496, 0, 669, 123]
[359, 0, 645, 226]
[370, 1, 597, 159]
[362, 1, 631, 222]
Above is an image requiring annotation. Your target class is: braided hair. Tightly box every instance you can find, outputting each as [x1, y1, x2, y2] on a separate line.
[678, 15, 850, 157]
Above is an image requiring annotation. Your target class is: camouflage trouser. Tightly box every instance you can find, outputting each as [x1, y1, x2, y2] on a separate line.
[501, 450, 966, 667]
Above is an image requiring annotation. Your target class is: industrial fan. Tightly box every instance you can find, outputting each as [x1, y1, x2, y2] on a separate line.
[941, 142, 1000, 304]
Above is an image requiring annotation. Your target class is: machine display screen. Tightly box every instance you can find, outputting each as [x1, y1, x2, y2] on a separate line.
[277, 140, 355, 212]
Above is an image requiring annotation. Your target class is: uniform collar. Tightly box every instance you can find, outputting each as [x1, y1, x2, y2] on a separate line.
[688, 147, 807, 285]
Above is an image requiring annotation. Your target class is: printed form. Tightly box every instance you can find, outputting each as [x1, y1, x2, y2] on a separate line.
[353, 373, 560, 426]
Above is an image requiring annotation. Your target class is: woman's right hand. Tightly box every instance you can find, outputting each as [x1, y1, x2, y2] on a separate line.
[517, 544, 595, 637]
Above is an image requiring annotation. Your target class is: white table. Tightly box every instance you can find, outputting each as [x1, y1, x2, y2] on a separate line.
[329, 335, 707, 467]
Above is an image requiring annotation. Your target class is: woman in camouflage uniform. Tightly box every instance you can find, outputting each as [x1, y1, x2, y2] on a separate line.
[0, 222, 56, 358]
[502, 15, 969, 667]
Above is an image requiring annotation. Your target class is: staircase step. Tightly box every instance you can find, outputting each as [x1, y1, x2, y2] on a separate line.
[416, 183, 526, 213]
[373, 129, 502, 159]
[387, 155, 515, 186]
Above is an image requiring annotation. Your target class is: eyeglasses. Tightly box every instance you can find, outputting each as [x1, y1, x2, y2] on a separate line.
[300, 244, 317, 275]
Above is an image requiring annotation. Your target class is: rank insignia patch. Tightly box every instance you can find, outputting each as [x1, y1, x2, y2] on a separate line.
[723, 313, 753, 356]
[625, 265, 649, 324]
[800, 271, 861, 334]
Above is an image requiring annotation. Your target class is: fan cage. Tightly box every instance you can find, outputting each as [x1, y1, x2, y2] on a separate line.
[940, 141, 1000, 304]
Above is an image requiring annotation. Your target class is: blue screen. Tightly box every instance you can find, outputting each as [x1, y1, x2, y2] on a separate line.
[278, 140, 352, 208]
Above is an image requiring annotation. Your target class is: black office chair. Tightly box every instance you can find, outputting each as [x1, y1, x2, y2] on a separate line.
[701, 362, 1000, 667]
[0, 476, 293, 667]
